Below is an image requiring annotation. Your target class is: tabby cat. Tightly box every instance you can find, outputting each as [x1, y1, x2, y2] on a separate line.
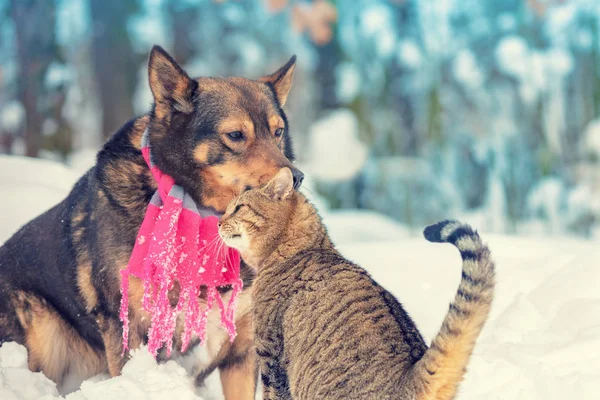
[218, 168, 495, 400]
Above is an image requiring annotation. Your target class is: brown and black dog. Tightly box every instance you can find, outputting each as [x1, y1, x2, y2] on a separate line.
[0, 45, 303, 398]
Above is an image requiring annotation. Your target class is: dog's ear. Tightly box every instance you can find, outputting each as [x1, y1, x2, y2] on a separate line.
[259, 55, 296, 107]
[148, 45, 195, 113]
[263, 168, 294, 201]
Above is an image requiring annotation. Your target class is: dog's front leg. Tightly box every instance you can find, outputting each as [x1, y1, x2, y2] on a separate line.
[218, 312, 258, 400]
[96, 314, 127, 376]
[220, 349, 258, 400]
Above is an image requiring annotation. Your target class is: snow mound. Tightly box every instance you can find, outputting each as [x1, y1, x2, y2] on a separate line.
[67, 348, 200, 400]
[1, 155, 599, 399]
[0, 155, 81, 244]
[0, 342, 60, 399]
[336, 233, 600, 399]
[0, 344, 203, 400]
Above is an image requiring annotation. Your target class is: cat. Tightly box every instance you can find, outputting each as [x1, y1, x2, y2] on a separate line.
[218, 168, 495, 400]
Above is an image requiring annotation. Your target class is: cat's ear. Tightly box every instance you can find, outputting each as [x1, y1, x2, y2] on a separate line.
[264, 168, 294, 201]
[148, 45, 195, 113]
[259, 55, 296, 107]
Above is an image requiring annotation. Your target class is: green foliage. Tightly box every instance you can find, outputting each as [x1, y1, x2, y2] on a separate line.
[426, 85, 443, 145]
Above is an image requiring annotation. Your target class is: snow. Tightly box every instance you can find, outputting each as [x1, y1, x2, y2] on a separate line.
[222, 3, 245, 25]
[495, 34, 575, 109]
[583, 118, 600, 158]
[396, 39, 423, 69]
[545, 3, 578, 47]
[235, 36, 266, 76]
[359, 3, 397, 59]
[334, 62, 361, 104]
[133, 65, 155, 116]
[68, 148, 98, 176]
[495, 40, 572, 85]
[55, 0, 90, 48]
[574, 28, 594, 51]
[375, 30, 397, 59]
[360, 4, 392, 37]
[0, 343, 204, 400]
[45, 62, 73, 90]
[416, 0, 454, 55]
[321, 209, 409, 245]
[66, 348, 200, 400]
[1, 155, 600, 399]
[495, 35, 530, 80]
[545, 48, 574, 77]
[358, 156, 462, 227]
[304, 109, 368, 181]
[62, 81, 103, 150]
[452, 49, 484, 88]
[527, 177, 565, 234]
[0, 100, 25, 133]
[0, 343, 58, 399]
[497, 13, 517, 32]
[0, 155, 80, 244]
[128, 7, 172, 54]
[338, 234, 600, 400]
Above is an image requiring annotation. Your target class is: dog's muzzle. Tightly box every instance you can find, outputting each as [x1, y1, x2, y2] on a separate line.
[290, 167, 304, 190]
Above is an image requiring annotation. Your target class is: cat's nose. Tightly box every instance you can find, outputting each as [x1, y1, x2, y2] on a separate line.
[290, 167, 304, 190]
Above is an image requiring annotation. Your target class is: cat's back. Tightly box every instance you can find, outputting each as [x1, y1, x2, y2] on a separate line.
[276, 249, 428, 399]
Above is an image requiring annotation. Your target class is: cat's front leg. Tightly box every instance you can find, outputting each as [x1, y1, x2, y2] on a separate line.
[261, 382, 277, 400]
[258, 356, 292, 400]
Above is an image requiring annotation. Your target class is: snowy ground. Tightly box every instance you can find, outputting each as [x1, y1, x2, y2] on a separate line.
[1, 155, 599, 399]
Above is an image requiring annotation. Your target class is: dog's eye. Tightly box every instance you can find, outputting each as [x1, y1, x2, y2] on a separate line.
[227, 131, 244, 141]
[274, 128, 284, 138]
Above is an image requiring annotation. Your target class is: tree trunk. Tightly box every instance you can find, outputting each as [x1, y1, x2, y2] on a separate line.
[167, 3, 197, 66]
[315, 39, 342, 111]
[10, 0, 57, 157]
[89, 0, 140, 139]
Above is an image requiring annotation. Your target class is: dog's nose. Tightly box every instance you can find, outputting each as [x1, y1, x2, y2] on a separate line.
[291, 168, 304, 190]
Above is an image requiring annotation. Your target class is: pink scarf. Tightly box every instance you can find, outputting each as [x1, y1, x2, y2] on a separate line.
[119, 129, 242, 357]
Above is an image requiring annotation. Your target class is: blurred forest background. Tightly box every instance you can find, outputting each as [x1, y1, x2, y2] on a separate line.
[1, 0, 600, 237]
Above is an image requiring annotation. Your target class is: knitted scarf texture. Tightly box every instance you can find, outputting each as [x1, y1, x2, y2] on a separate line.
[119, 130, 242, 357]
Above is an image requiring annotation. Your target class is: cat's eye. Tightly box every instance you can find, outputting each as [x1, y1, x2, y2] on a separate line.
[233, 204, 244, 213]
[227, 131, 244, 141]
[274, 128, 284, 138]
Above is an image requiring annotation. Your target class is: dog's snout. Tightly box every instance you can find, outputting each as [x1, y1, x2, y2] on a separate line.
[291, 168, 304, 190]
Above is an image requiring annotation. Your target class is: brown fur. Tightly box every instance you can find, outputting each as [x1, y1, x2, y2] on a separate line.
[13, 291, 106, 383]
[76, 262, 98, 313]
[219, 169, 495, 399]
[0, 46, 300, 398]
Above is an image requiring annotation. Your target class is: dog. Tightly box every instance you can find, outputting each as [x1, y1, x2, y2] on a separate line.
[0, 45, 303, 398]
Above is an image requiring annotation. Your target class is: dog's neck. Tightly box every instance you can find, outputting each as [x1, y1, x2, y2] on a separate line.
[139, 126, 222, 218]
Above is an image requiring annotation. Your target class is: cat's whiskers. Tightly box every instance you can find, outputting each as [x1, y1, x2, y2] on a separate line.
[202, 235, 222, 254]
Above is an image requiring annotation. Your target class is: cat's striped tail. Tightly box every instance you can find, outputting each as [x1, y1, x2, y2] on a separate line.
[412, 220, 495, 400]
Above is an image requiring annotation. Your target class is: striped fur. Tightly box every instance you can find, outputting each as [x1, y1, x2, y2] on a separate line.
[414, 220, 495, 400]
[0, 46, 300, 398]
[218, 170, 495, 400]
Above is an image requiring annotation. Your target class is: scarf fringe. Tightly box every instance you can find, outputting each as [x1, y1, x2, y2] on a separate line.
[118, 129, 242, 358]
